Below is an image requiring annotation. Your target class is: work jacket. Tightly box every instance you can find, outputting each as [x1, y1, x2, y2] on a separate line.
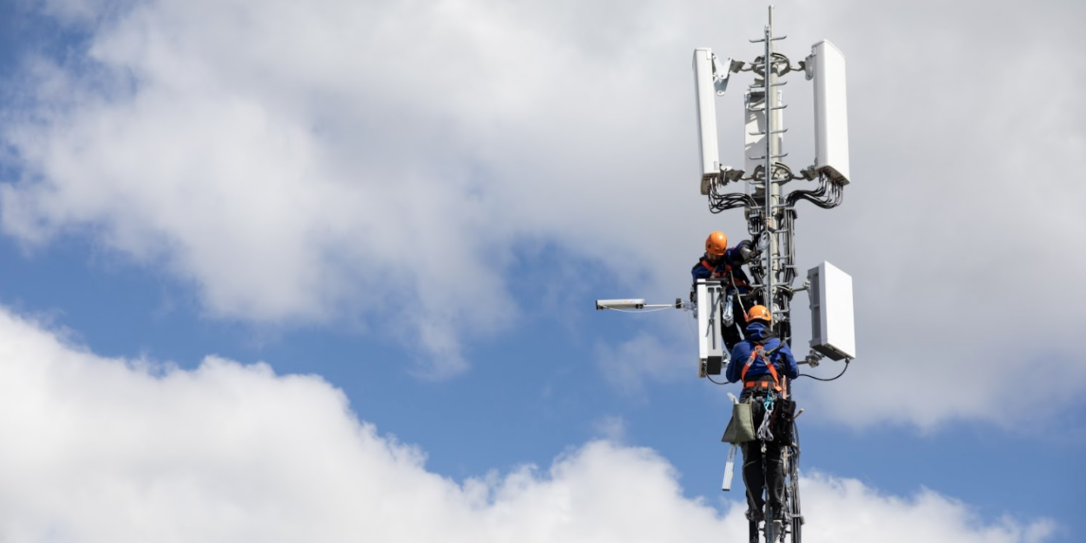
[726, 322, 799, 383]
[690, 243, 752, 292]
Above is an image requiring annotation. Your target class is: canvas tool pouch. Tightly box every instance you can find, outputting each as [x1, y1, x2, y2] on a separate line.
[722, 399, 755, 444]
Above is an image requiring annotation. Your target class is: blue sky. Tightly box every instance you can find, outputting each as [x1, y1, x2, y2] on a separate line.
[0, 0, 1082, 541]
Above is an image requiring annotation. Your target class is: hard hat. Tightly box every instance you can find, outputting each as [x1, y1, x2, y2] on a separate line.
[747, 305, 772, 323]
[705, 231, 728, 256]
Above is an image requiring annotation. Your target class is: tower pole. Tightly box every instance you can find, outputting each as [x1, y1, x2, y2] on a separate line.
[763, 5, 779, 322]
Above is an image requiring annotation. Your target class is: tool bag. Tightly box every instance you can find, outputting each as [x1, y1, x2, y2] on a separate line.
[769, 397, 797, 445]
[722, 398, 756, 444]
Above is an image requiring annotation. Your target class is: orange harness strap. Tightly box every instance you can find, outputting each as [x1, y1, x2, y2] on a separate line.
[741, 344, 782, 393]
[702, 259, 749, 288]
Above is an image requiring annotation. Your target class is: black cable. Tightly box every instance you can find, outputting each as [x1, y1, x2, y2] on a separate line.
[797, 359, 850, 381]
[785, 174, 844, 210]
[706, 373, 730, 385]
[707, 177, 756, 214]
[708, 190, 756, 214]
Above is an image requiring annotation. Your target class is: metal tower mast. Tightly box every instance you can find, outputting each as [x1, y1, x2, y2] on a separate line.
[761, 6, 783, 327]
[746, 5, 796, 344]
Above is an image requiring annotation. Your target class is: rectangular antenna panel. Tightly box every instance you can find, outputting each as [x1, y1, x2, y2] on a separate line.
[810, 40, 850, 185]
[693, 48, 720, 194]
[807, 261, 855, 360]
[696, 280, 725, 376]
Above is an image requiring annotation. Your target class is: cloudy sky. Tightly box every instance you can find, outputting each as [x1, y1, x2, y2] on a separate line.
[0, 0, 1082, 540]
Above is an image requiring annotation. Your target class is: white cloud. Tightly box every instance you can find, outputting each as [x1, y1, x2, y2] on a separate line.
[776, 1, 1086, 429]
[798, 474, 1055, 543]
[590, 414, 628, 443]
[594, 330, 692, 395]
[0, 304, 1055, 542]
[1, 0, 1084, 425]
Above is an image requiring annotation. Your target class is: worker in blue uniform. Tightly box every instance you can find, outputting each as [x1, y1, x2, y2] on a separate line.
[691, 231, 757, 353]
[726, 305, 799, 538]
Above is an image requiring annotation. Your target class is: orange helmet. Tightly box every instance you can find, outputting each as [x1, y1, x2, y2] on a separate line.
[747, 305, 772, 323]
[705, 231, 728, 256]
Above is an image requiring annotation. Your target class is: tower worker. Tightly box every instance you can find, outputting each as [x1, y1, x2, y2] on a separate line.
[726, 305, 799, 536]
[691, 231, 757, 353]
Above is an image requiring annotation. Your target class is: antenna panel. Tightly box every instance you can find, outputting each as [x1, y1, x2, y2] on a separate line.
[693, 48, 720, 194]
[807, 261, 855, 360]
[810, 40, 850, 185]
[696, 280, 725, 376]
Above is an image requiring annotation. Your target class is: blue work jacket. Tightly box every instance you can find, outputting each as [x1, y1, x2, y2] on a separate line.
[690, 247, 751, 291]
[726, 322, 799, 383]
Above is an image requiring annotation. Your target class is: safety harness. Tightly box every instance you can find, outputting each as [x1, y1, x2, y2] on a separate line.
[700, 259, 750, 289]
[744, 337, 790, 442]
[741, 339, 783, 395]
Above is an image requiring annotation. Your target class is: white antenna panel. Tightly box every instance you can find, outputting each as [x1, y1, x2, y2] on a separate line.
[807, 261, 855, 360]
[810, 40, 850, 185]
[696, 280, 725, 376]
[693, 48, 720, 194]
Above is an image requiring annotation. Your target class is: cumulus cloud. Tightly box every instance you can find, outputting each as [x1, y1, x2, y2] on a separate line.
[0, 304, 1054, 542]
[594, 330, 690, 395]
[590, 414, 628, 443]
[0, 0, 1084, 425]
[774, 1, 1086, 429]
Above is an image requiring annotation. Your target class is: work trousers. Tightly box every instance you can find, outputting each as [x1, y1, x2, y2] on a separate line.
[739, 390, 786, 522]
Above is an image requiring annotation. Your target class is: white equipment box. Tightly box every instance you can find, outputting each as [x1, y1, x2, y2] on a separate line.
[809, 40, 850, 185]
[807, 261, 856, 360]
[696, 280, 725, 376]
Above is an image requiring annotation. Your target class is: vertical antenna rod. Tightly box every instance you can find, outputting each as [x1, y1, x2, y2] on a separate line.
[763, 5, 778, 321]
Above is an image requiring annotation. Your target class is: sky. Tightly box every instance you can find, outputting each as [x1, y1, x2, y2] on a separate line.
[0, 0, 1082, 541]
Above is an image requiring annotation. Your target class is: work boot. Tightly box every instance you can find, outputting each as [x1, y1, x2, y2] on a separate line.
[745, 508, 764, 522]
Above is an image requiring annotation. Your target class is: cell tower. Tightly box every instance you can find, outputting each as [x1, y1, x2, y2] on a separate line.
[690, 6, 855, 374]
[597, 6, 856, 543]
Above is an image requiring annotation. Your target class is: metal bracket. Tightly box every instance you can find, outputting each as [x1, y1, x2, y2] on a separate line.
[713, 55, 733, 95]
[802, 350, 824, 368]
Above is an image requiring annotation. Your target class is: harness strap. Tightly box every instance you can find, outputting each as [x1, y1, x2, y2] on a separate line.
[701, 259, 749, 288]
[723, 263, 749, 288]
[741, 343, 782, 393]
